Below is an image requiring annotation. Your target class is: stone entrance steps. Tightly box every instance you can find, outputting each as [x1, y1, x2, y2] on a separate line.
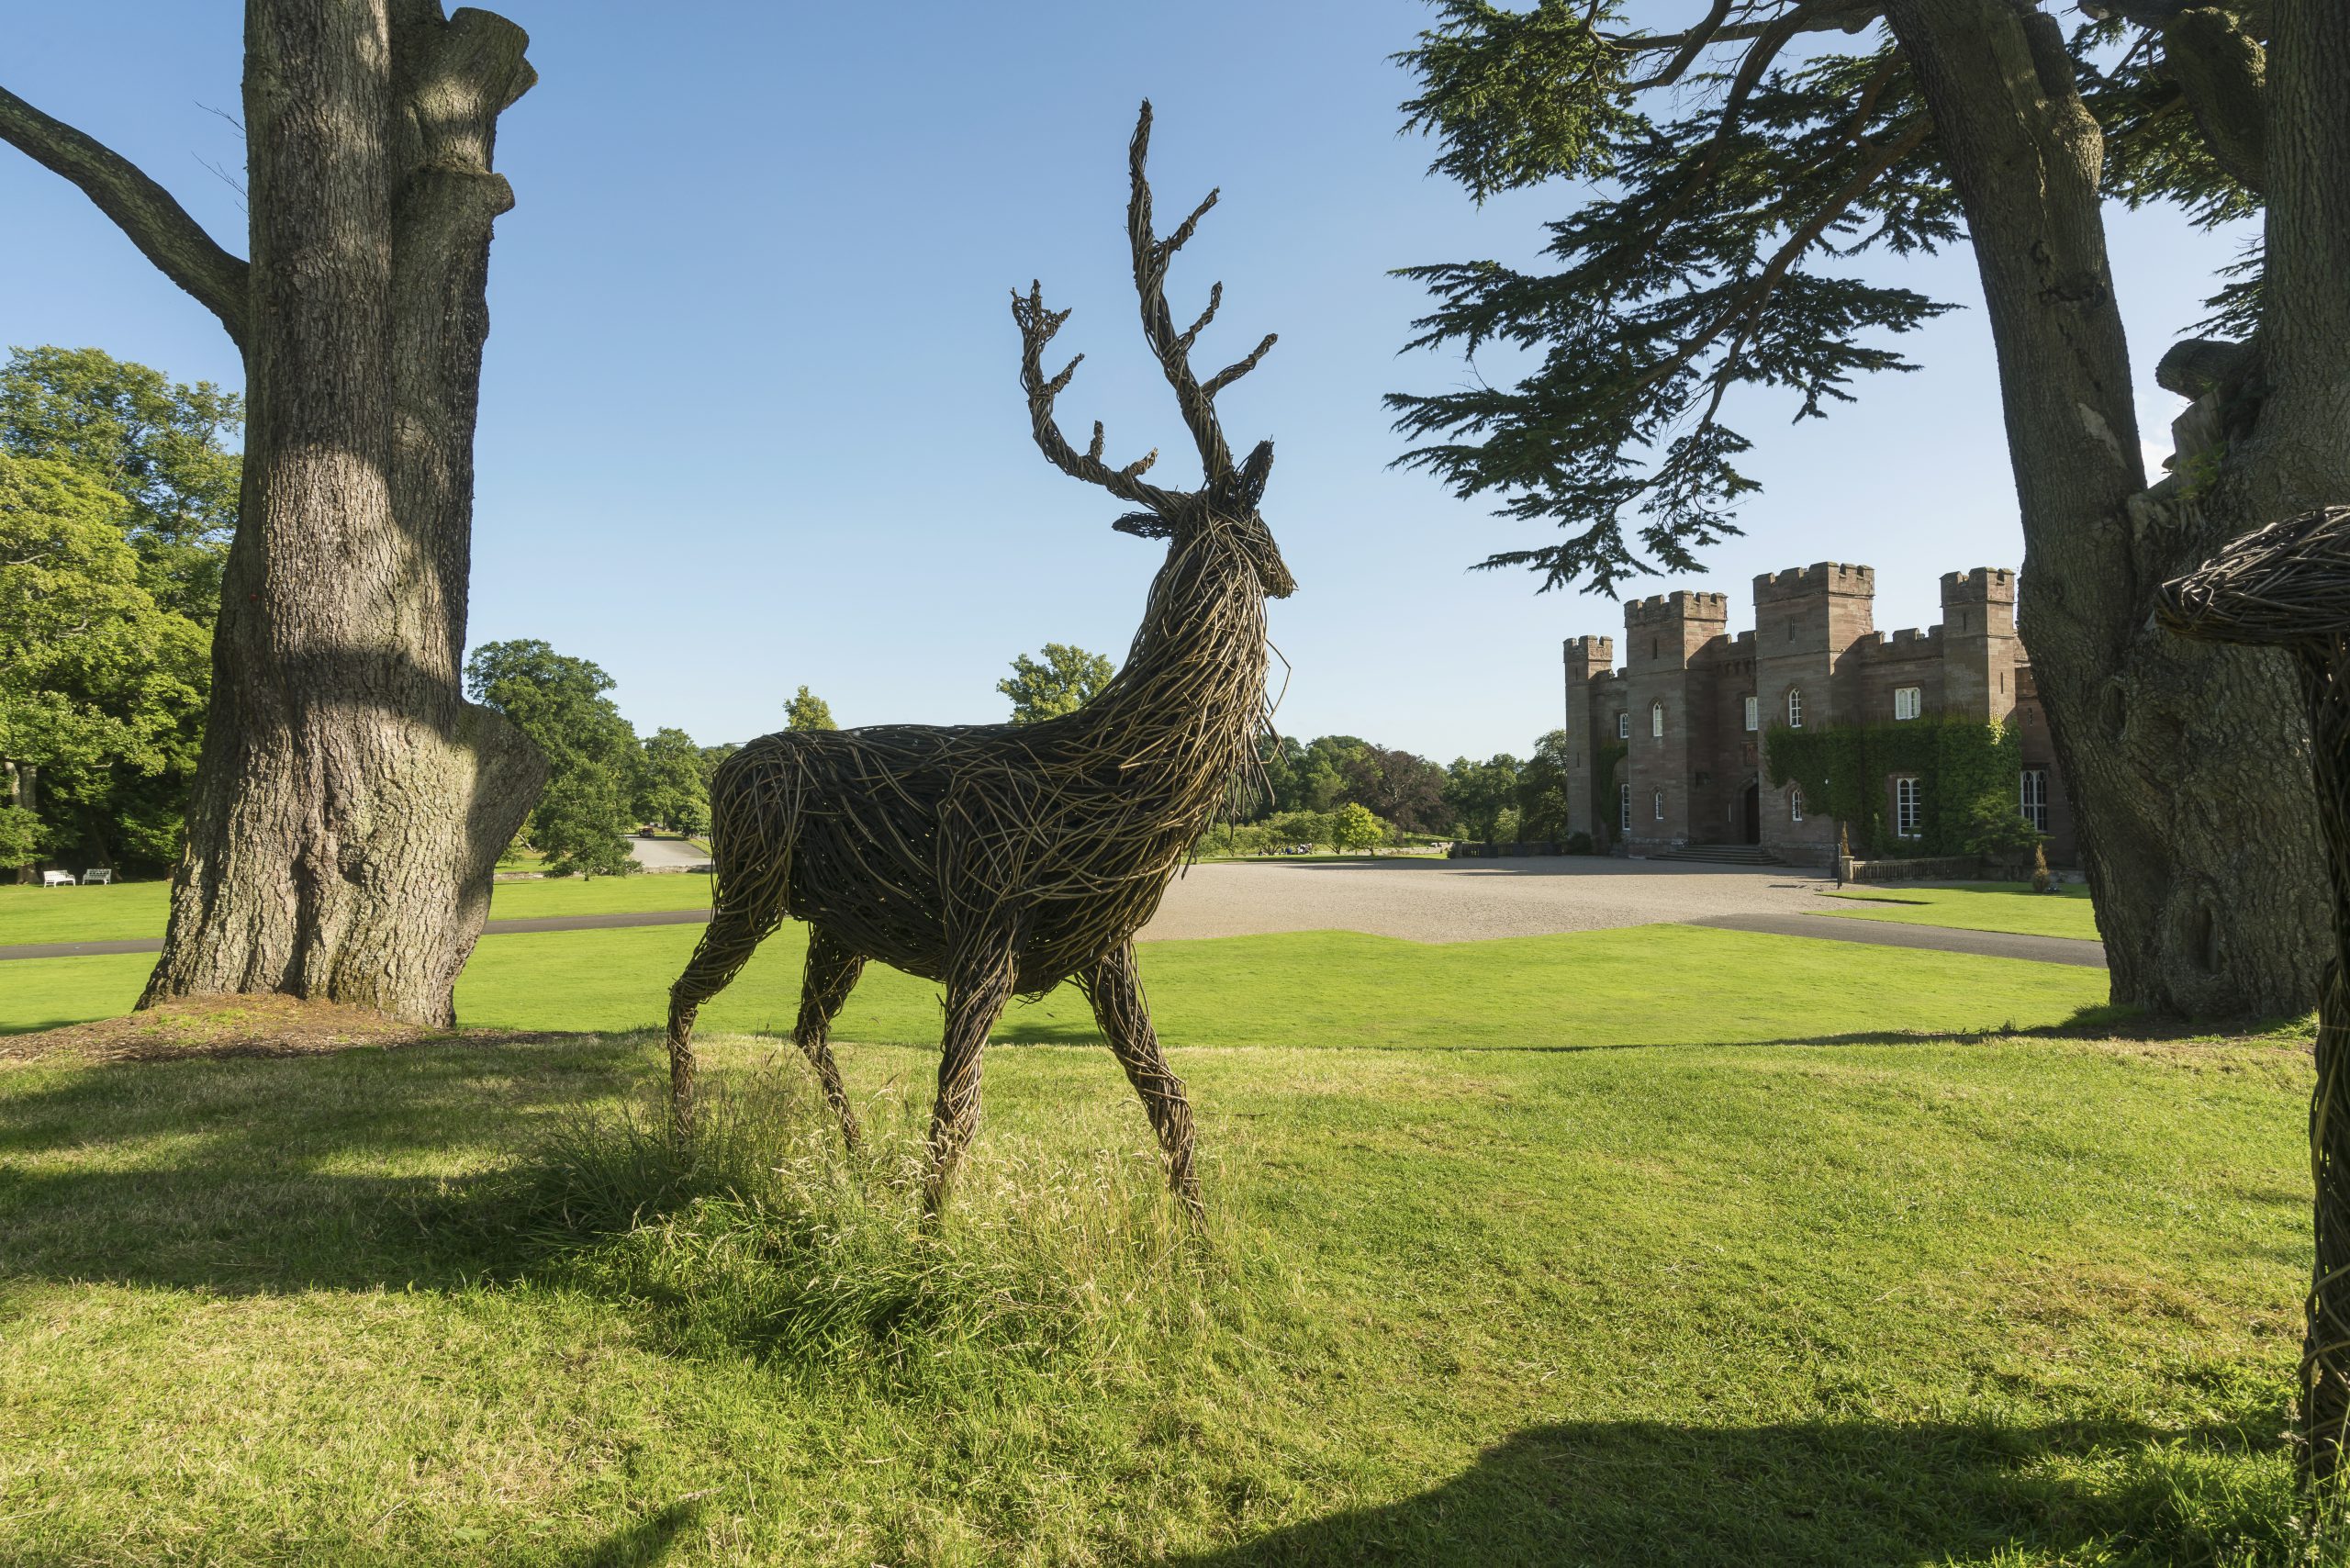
[1643, 844, 1784, 868]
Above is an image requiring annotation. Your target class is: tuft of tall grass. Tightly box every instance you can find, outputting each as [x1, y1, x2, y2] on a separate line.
[461, 1048, 1263, 1389]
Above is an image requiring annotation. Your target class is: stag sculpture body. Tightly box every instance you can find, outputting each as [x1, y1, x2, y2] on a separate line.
[2162, 505, 2350, 1482]
[666, 104, 1292, 1222]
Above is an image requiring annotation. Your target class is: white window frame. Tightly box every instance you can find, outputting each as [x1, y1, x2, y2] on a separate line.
[1619, 782, 1631, 831]
[1652, 789, 1665, 822]
[1651, 700, 1664, 740]
[1617, 711, 1628, 740]
[1894, 686, 1922, 722]
[2020, 769, 2049, 833]
[1743, 696, 1759, 733]
[1786, 688, 1804, 728]
[1895, 776, 1923, 837]
[1789, 787, 1805, 824]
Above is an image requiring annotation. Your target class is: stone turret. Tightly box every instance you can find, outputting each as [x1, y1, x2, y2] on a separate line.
[1941, 567, 2020, 722]
[1623, 591, 1729, 848]
[1561, 634, 1615, 839]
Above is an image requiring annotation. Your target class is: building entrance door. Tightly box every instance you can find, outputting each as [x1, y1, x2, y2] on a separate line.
[1741, 780, 1761, 845]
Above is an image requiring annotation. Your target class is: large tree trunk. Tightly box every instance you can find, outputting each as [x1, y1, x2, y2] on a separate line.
[1886, 0, 2325, 1018]
[129, 1, 543, 1025]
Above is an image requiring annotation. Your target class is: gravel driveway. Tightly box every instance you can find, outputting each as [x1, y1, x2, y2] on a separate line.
[1138, 857, 1831, 944]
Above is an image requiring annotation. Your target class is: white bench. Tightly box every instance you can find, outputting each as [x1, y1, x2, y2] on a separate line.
[39, 870, 74, 888]
[81, 868, 113, 885]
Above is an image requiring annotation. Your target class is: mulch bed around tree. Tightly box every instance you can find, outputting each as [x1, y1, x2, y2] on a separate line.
[0, 994, 554, 1064]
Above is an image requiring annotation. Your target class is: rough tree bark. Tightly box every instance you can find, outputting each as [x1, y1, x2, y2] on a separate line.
[0, 1, 545, 1025]
[1884, 0, 2326, 1017]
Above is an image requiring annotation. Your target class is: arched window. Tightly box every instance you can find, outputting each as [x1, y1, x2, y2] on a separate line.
[1786, 687, 1805, 728]
[1650, 700, 1664, 739]
[1652, 789, 1664, 821]
[1617, 711, 1628, 740]
[1789, 787, 1805, 823]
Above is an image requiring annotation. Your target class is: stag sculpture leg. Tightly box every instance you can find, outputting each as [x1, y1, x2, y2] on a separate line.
[794, 926, 867, 1151]
[665, 880, 789, 1134]
[923, 931, 1019, 1222]
[1080, 942, 1204, 1227]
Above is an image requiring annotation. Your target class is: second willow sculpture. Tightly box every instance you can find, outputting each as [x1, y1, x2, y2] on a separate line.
[666, 103, 1293, 1223]
[2160, 505, 2350, 1484]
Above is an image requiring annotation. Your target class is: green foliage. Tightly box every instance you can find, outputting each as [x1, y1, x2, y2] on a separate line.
[634, 727, 709, 837]
[998, 643, 1113, 725]
[697, 742, 740, 791]
[1265, 809, 1333, 850]
[464, 639, 642, 878]
[1396, 0, 1636, 201]
[1192, 820, 1276, 857]
[1444, 753, 1521, 842]
[1329, 802, 1386, 856]
[0, 345, 241, 623]
[1763, 716, 2021, 857]
[1964, 794, 2042, 857]
[1388, 8, 2258, 592]
[1342, 745, 1450, 834]
[0, 802, 44, 870]
[1516, 729, 1572, 841]
[783, 686, 834, 732]
[0, 454, 210, 874]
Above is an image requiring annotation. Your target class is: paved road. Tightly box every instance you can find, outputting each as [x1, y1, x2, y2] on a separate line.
[626, 836, 712, 872]
[0, 858, 2107, 967]
[1686, 912, 2106, 968]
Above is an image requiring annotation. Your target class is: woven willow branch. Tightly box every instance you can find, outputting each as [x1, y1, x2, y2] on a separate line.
[2161, 504, 2350, 1488]
[666, 103, 1291, 1228]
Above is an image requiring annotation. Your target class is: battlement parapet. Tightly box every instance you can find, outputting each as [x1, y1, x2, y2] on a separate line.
[1753, 562, 1874, 602]
[1623, 589, 1730, 627]
[1878, 626, 1943, 651]
[1941, 566, 2017, 606]
[1562, 633, 1616, 666]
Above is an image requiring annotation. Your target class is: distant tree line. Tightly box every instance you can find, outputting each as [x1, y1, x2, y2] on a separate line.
[1198, 730, 1580, 855]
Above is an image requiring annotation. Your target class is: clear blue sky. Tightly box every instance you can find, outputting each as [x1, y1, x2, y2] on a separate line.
[1, 2, 2248, 761]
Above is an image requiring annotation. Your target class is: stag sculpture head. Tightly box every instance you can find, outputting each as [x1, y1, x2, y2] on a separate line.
[1012, 100, 1295, 602]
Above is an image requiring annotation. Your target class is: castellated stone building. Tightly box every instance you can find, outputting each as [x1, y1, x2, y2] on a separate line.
[1560, 563, 2075, 867]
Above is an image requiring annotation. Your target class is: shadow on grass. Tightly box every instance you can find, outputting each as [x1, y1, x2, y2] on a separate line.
[1175, 1416, 2293, 1567]
[571, 1496, 703, 1568]
[0, 1034, 656, 1294]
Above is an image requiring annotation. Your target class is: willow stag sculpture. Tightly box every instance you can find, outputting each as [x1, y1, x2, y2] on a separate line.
[666, 102, 1292, 1224]
[2161, 505, 2350, 1483]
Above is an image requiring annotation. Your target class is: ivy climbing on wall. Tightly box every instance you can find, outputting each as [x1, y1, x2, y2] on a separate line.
[1762, 716, 2022, 856]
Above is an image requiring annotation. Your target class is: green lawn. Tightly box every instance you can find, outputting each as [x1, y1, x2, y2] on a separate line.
[0, 872, 714, 948]
[0, 1019, 2314, 1564]
[1, 922, 2114, 1045]
[1817, 881, 2101, 941]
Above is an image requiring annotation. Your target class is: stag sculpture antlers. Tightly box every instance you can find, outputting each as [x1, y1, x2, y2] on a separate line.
[2161, 506, 2350, 1483]
[666, 102, 1292, 1225]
